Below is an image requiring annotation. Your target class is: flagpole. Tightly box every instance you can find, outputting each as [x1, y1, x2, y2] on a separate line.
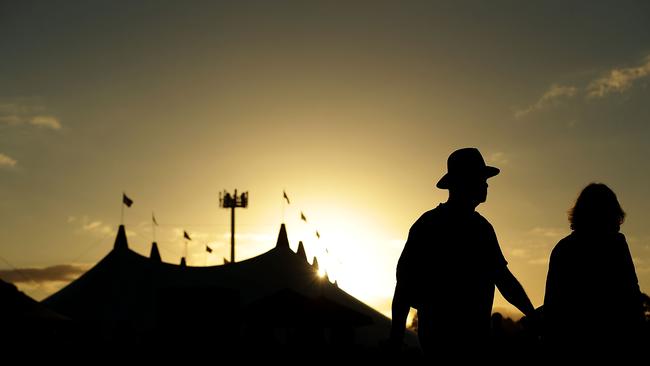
[120, 192, 124, 225]
[152, 212, 156, 242]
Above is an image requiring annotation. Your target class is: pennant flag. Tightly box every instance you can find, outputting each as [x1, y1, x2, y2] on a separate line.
[122, 193, 133, 207]
[152, 212, 158, 226]
[183, 231, 192, 240]
[300, 212, 307, 222]
[283, 190, 290, 204]
[316, 231, 320, 239]
[223, 257, 230, 264]
[206, 245, 213, 253]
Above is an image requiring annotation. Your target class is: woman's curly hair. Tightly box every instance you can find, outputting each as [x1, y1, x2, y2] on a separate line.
[569, 183, 625, 232]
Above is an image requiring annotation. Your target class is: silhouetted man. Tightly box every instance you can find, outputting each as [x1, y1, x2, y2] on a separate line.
[389, 148, 536, 357]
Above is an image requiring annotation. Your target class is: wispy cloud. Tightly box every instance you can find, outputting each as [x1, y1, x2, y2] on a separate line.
[529, 226, 566, 239]
[0, 264, 87, 284]
[29, 115, 62, 130]
[0, 101, 62, 130]
[516, 55, 650, 117]
[528, 257, 550, 266]
[509, 248, 529, 258]
[486, 151, 509, 166]
[587, 56, 650, 98]
[515, 84, 577, 118]
[0, 153, 17, 168]
[69, 215, 113, 236]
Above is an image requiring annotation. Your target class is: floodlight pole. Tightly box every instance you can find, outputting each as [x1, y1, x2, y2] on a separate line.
[220, 189, 248, 264]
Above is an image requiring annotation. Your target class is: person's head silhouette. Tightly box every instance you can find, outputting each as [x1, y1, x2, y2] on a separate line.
[437, 148, 499, 209]
[569, 183, 625, 233]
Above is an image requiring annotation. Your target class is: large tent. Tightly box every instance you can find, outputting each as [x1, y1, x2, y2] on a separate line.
[43, 223, 417, 354]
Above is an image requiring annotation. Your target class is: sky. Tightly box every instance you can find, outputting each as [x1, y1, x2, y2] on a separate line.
[1, 0, 650, 319]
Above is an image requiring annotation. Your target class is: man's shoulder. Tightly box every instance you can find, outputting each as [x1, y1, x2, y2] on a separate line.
[472, 211, 494, 229]
[413, 205, 445, 226]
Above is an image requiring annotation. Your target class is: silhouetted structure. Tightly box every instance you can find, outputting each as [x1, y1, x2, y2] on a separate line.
[390, 148, 536, 359]
[544, 183, 644, 356]
[42, 223, 416, 357]
[219, 189, 248, 263]
[0, 279, 70, 349]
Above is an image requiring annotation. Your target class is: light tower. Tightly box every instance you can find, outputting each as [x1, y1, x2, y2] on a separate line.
[219, 189, 248, 263]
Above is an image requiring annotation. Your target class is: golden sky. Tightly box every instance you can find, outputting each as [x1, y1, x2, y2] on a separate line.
[1, 1, 650, 318]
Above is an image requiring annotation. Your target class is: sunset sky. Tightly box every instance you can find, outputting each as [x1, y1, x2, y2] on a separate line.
[1, 1, 650, 319]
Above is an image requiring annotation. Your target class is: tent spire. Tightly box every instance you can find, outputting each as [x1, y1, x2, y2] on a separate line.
[113, 225, 128, 251]
[150, 242, 161, 262]
[296, 241, 307, 261]
[275, 223, 290, 249]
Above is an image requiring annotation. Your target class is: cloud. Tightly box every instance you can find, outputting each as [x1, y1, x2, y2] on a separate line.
[515, 84, 577, 118]
[69, 215, 113, 236]
[0, 153, 17, 168]
[529, 226, 566, 239]
[486, 151, 509, 165]
[516, 55, 650, 117]
[587, 56, 650, 98]
[30, 115, 62, 130]
[527, 257, 550, 266]
[509, 248, 529, 258]
[0, 264, 87, 284]
[83, 221, 102, 231]
[82, 220, 112, 235]
[0, 101, 61, 130]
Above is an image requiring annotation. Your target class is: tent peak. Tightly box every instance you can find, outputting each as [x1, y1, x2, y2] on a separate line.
[113, 225, 128, 251]
[150, 242, 161, 262]
[275, 223, 290, 249]
[296, 241, 307, 260]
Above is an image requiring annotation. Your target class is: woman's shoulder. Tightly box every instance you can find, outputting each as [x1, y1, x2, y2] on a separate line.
[550, 232, 577, 257]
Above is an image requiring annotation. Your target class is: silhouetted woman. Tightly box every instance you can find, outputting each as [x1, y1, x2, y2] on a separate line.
[543, 183, 643, 354]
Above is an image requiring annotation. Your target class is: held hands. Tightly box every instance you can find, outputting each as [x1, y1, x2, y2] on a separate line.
[519, 307, 543, 336]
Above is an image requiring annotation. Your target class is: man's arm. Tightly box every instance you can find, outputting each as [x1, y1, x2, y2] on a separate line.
[495, 267, 535, 316]
[389, 281, 410, 343]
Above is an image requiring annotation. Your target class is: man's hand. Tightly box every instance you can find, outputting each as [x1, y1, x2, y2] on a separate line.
[519, 307, 543, 336]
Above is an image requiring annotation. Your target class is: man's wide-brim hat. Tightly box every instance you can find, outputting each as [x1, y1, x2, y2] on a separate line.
[436, 148, 500, 189]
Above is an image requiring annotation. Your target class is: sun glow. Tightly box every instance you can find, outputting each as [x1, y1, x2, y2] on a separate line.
[283, 201, 402, 313]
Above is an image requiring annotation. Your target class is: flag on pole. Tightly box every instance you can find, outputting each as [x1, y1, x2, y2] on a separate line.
[152, 212, 158, 226]
[223, 257, 230, 264]
[283, 190, 290, 204]
[122, 193, 133, 207]
[300, 212, 307, 222]
[183, 231, 192, 240]
[206, 245, 213, 253]
[316, 231, 320, 239]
